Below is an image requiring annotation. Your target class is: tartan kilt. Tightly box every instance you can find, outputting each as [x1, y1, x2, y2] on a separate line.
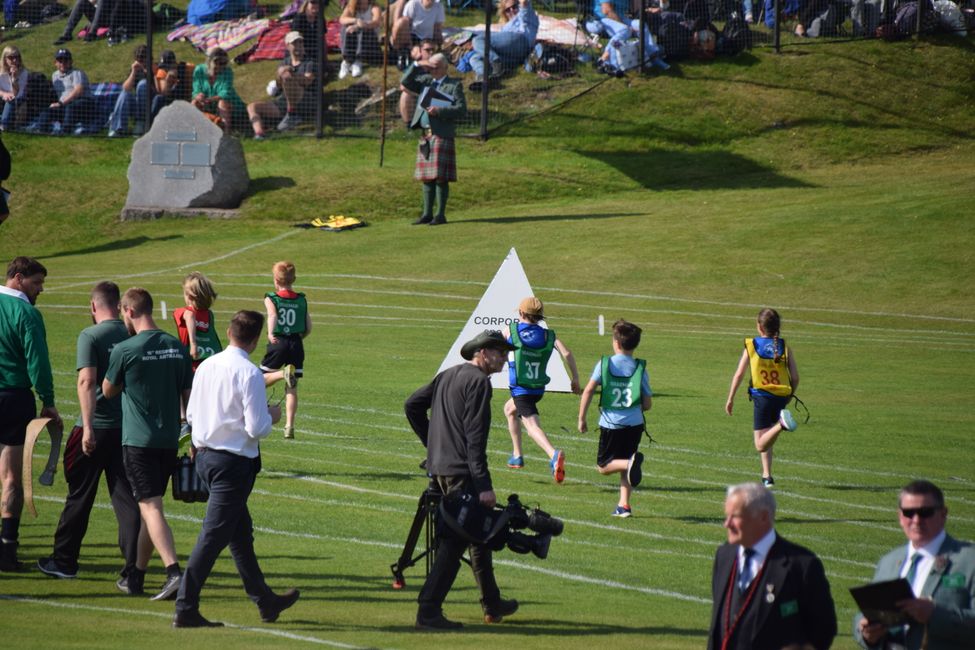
[414, 135, 457, 182]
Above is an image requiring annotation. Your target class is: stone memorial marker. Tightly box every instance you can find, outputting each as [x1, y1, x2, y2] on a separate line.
[121, 101, 249, 220]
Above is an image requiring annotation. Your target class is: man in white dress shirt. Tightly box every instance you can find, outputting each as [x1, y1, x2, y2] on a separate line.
[172, 310, 300, 628]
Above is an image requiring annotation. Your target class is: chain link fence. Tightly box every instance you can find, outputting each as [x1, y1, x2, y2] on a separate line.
[0, 0, 969, 140]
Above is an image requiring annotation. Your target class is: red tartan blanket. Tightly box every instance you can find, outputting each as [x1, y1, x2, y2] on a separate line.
[237, 19, 343, 63]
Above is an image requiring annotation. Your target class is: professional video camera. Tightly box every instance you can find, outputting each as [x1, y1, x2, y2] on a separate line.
[439, 492, 564, 560]
[390, 486, 564, 589]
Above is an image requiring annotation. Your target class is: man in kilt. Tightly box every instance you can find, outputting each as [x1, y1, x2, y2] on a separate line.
[401, 53, 466, 226]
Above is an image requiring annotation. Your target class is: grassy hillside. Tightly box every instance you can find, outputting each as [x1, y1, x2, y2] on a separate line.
[0, 30, 973, 650]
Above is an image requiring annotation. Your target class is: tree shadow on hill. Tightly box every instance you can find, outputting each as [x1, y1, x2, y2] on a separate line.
[44, 235, 183, 260]
[247, 176, 297, 198]
[573, 148, 813, 190]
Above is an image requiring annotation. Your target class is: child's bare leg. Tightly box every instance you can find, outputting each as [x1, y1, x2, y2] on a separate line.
[760, 448, 773, 479]
[619, 476, 633, 508]
[754, 423, 784, 452]
[285, 386, 297, 429]
[504, 398, 523, 457]
[521, 414, 556, 459]
[264, 370, 285, 387]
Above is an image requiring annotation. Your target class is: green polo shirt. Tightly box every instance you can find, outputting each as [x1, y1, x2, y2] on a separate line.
[75, 318, 129, 430]
[0, 290, 55, 407]
[104, 329, 192, 449]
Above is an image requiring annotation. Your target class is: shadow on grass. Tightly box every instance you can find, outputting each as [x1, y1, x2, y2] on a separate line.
[247, 176, 297, 198]
[375, 619, 709, 637]
[574, 148, 814, 190]
[465, 211, 644, 224]
[44, 235, 183, 260]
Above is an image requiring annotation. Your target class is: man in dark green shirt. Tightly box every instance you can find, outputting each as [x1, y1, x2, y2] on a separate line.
[0, 256, 61, 571]
[37, 281, 143, 593]
[104, 287, 192, 601]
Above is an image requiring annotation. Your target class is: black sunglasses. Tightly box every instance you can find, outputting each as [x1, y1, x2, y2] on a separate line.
[900, 506, 938, 519]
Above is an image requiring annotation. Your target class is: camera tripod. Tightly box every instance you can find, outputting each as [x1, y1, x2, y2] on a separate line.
[389, 481, 470, 589]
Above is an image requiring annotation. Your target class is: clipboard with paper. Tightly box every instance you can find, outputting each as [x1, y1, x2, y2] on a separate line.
[419, 85, 456, 111]
[849, 578, 915, 626]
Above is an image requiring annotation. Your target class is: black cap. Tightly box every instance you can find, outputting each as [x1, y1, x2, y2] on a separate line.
[460, 330, 516, 360]
[55, 48, 72, 60]
[159, 50, 177, 69]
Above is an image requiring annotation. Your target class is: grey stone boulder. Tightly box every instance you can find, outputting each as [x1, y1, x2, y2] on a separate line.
[124, 101, 249, 211]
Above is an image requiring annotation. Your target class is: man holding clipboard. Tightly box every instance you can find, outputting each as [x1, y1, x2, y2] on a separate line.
[853, 480, 975, 650]
[401, 53, 466, 227]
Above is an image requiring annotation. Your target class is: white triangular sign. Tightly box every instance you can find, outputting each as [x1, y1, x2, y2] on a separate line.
[437, 248, 573, 392]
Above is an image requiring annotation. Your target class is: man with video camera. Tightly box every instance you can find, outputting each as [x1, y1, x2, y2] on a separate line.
[404, 330, 520, 631]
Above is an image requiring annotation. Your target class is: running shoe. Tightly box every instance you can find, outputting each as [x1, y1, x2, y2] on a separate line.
[507, 455, 523, 469]
[37, 557, 76, 579]
[282, 363, 298, 388]
[283, 426, 294, 440]
[779, 409, 798, 432]
[626, 451, 644, 488]
[762, 476, 775, 488]
[612, 505, 632, 518]
[550, 449, 566, 483]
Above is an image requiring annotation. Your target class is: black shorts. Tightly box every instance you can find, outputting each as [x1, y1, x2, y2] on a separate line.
[597, 424, 644, 468]
[260, 334, 305, 376]
[122, 445, 178, 501]
[512, 393, 544, 418]
[0, 388, 37, 446]
[752, 392, 790, 430]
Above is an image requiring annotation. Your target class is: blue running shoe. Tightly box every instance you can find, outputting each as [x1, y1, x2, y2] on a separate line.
[612, 505, 632, 518]
[507, 455, 524, 469]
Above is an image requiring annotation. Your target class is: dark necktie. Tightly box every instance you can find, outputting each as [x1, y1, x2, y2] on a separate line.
[905, 553, 921, 591]
[739, 548, 756, 593]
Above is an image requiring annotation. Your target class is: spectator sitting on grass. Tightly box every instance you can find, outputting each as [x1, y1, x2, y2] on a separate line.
[107, 44, 150, 137]
[338, 0, 382, 80]
[191, 47, 247, 134]
[585, 0, 632, 39]
[28, 49, 94, 136]
[150, 50, 195, 118]
[55, 0, 114, 44]
[291, 0, 328, 66]
[0, 47, 29, 132]
[246, 31, 321, 139]
[468, 0, 539, 91]
[389, 0, 445, 70]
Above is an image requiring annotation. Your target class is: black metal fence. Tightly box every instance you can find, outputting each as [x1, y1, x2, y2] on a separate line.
[0, 0, 970, 141]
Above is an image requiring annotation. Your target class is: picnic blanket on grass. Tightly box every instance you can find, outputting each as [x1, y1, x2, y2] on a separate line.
[168, 15, 271, 53]
[458, 14, 583, 46]
[236, 18, 343, 63]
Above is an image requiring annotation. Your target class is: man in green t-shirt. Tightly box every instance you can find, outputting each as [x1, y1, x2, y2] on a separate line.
[0, 256, 62, 571]
[37, 281, 143, 593]
[103, 287, 192, 601]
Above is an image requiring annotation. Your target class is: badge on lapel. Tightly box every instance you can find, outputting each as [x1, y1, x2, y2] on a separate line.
[941, 573, 966, 588]
[779, 599, 799, 617]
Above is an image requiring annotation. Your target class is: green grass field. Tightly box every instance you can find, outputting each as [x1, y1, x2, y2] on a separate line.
[1, 29, 974, 650]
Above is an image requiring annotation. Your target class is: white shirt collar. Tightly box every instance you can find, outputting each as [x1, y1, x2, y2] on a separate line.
[0, 285, 29, 303]
[739, 528, 777, 567]
[908, 528, 947, 560]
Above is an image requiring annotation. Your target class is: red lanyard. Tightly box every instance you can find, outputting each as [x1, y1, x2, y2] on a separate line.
[721, 552, 767, 650]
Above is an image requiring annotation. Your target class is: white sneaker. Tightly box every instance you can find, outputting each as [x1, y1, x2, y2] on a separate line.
[351, 61, 363, 78]
[779, 409, 798, 432]
[339, 60, 351, 80]
[745, 11, 754, 23]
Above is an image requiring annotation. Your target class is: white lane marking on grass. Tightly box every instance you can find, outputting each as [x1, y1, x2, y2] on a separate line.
[194, 271, 973, 325]
[46, 231, 301, 292]
[0, 595, 377, 649]
[493, 558, 711, 604]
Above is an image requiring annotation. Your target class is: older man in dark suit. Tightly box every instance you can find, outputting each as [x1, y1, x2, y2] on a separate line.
[400, 52, 466, 227]
[708, 482, 837, 650]
[854, 479, 975, 650]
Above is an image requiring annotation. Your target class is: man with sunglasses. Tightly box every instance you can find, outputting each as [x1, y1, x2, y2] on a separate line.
[854, 480, 975, 650]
